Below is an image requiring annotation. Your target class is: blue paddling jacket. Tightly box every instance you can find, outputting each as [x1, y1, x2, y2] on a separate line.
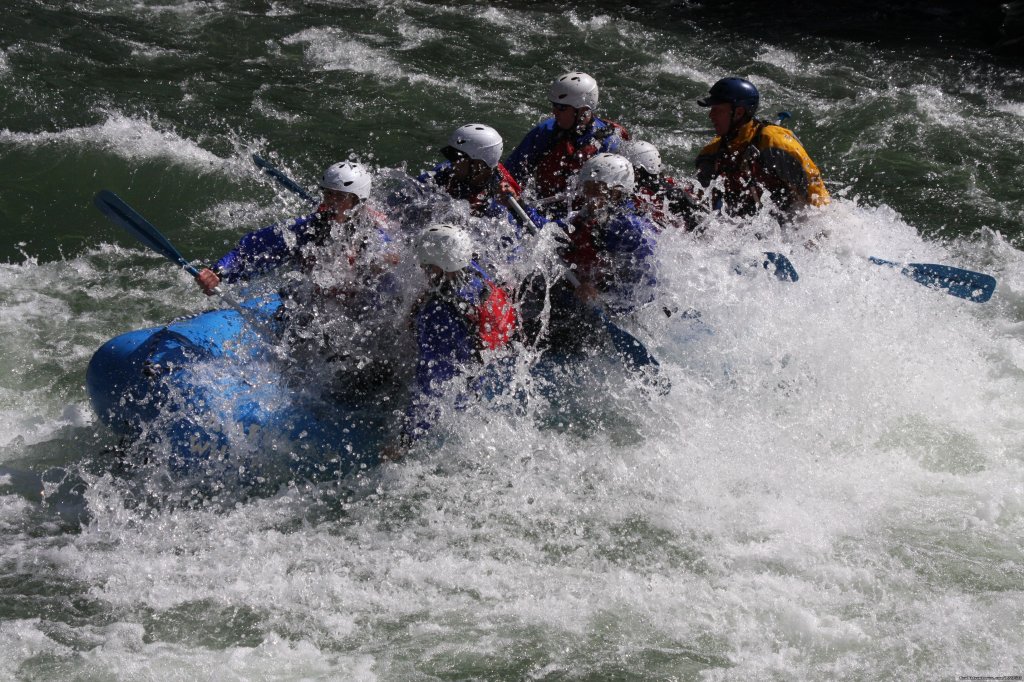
[404, 263, 516, 442]
[213, 210, 392, 282]
[213, 211, 330, 282]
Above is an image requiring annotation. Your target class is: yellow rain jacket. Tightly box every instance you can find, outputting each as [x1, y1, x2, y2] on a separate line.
[695, 118, 830, 217]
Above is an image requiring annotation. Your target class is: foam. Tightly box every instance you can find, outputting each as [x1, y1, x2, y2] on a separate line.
[755, 46, 823, 78]
[281, 28, 440, 87]
[0, 112, 229, 171]
[1, 6, 1023, 678]
[994, 101, 1024, 117]
[124, 0, 227, 18]
[0, 250, 203, 449]
[567, 11, 613, 32]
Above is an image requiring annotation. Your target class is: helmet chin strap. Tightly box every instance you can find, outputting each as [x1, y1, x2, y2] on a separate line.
[726, 103, 741, 139]
[725, 103, 754, 140]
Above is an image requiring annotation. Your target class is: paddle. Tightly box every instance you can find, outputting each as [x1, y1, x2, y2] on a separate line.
[868, 257, 996, 303]
[94, 190, 244, 309]
[505, 195, 662, 374]
[769, 113, 994, 301]
[762, 251, 798, 282]
[252, 153, 318, 204]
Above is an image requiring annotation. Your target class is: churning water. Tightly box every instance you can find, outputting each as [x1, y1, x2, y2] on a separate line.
[2, 2, 1023, 679]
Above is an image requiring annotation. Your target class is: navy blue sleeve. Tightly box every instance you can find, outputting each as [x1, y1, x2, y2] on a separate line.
[599, 211, 658, 311]
[214, 225, 289, 282]
[213, 213, 321, 282]
[595, 118, 624, 154]
[417, 161, 452, 187]
[522, 203, 546, 230]
[504, 119, 555, 186]
[403, 299, 476, 442]
[415, 300, 475, 396]
[481, 198, 545, 233]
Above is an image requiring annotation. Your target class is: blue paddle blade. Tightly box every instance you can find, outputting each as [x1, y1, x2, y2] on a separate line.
[599, 312, 670, 393]
[869, 257, 996, 303]
[253, 154, 318, 205]
[905, 262, 997, 302]
[763, 251, 799, 282]
[94, 190, 198, 277]
[601, 314, 659, 371]
[592, 308, 668, 386]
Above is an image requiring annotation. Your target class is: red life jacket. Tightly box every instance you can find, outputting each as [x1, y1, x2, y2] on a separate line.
[475, 280, 517, 350]
[494, 163, 522, 196]
[534, 120, 630, 198]
[633, 186, 666, 226]
[563, 215, 601, 281]
[633, 176, 698, 229]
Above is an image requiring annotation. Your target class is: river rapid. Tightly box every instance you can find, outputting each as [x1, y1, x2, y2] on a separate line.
[2, 2, 1024, 679]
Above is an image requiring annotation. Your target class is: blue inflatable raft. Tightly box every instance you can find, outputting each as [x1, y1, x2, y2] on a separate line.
[86, 297, 391, 485]
[85, 289, 674, 492]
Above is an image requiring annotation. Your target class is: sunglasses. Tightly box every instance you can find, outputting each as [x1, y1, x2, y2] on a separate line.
[440, 146, 469, 164]
[551, 102, 575, 112]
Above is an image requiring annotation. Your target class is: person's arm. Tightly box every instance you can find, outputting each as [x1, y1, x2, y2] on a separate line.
[594, 118, 629, 153]
[212, 212, 324, 283]
[417, 161, 451, 187]
[211, 224, 289, 283]
[503, 120, 552, 186]
[400, 299, 476, 444]
[694, 138, 722, 189]
[662, 177, 706, 231]
[759, 128, 830, 209]
[596, 212, 658, 313]
[195, 221, 292, 294]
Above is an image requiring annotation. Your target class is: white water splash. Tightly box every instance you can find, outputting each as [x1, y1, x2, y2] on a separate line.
[3, 195, 1020, 678]
[282, 28, 434, 84]
[2, 2, 1023, 678]
[0, 112, 229, 172]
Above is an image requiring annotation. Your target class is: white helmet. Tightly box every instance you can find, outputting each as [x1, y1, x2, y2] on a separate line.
[579, 153, 635, 194]
[620, 140, 662, 175]
[319, 161, 372, 201]
[548, 72, 599, 111]
[447, 123, 503, 169]
[415, 223, 474, 273]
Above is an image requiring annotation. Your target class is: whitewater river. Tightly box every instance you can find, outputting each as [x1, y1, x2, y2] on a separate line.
[2, 1, 1023, 679]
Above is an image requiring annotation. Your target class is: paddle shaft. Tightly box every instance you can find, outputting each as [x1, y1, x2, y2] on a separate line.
[253, 153, 318, 204]
[94, 190, 244, 309]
